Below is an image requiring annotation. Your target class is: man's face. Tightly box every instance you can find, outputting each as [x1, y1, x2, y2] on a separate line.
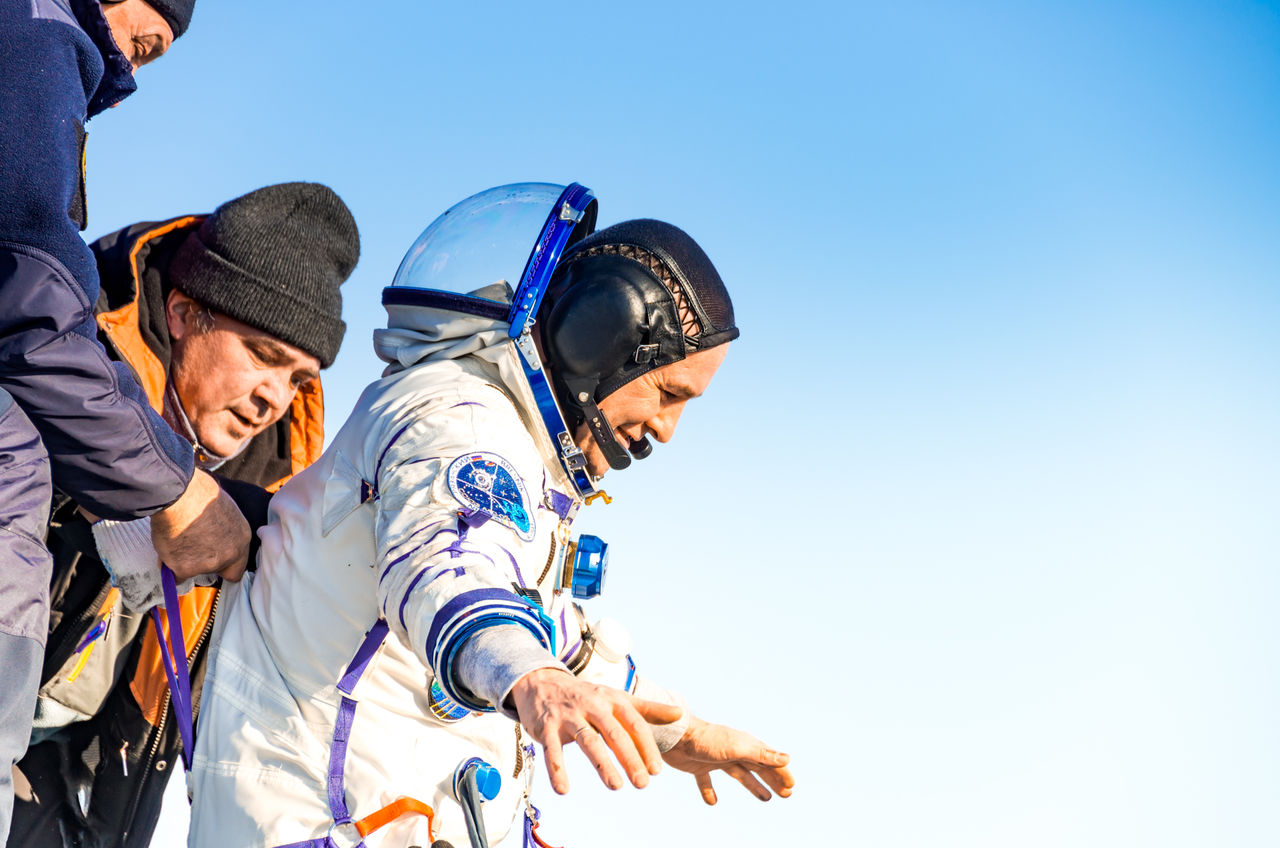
[102, 0, 173, 71]
[573, 344, 731, 478]
[166, 291, 321, 458]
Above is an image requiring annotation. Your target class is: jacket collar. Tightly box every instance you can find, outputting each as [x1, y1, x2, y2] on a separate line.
[72, 0, 138, 116]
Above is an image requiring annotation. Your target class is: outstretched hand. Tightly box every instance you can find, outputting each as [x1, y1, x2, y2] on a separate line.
[662, 717, 794, 805]
[510, 668, 683, 795]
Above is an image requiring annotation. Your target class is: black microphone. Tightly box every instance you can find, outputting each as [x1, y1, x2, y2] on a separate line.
[627, 436, 652, 460]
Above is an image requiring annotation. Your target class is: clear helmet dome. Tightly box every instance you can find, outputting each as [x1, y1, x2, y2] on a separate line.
[389, 182, 576, 309]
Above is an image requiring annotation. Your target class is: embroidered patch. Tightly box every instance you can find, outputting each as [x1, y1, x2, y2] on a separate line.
[447, 452, 535, 541]
[427, 679, 470, 723]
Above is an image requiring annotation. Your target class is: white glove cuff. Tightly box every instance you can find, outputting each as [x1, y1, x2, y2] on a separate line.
[91, 517, 214, 611]
[91, 517, 164, 611]
[91, 516, 154, 565]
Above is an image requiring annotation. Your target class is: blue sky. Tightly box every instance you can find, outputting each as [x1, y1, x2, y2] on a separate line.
[81, 1, 1280, 845]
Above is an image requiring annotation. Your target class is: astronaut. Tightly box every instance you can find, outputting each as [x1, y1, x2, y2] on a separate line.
[188, 183, 793, 848]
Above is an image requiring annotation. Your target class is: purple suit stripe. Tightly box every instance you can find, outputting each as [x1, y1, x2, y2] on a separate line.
[373, 420, 416, 484]
[397, 566, 435, 630]
[379, 526, 458, 584]
[496, 545, 526, 586]
[562, 638, 582, 663]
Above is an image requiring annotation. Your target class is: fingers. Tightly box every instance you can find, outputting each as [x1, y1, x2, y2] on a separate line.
[594, 716, 655, 788]
[759, 763, 795, 798]
[613, 701, 665, 777]
[515, 675, 676, 794]
[742, 746, 789, 769]
[696, 772, 717, 806]
[725, 763, 772, 802]
[543, 731, 570, 795]
[629, 696, 684, 726]
[572, 725, 626, 790]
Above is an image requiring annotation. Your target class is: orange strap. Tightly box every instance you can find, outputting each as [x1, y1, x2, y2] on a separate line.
[529, 820, 563, 848]
[353, 797, 435, 840]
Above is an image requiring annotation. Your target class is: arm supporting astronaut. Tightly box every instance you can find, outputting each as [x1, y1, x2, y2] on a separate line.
[91, 516, 218, 611]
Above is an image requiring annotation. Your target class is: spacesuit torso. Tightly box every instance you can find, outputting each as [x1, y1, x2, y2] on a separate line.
[189, 302, 635, 847]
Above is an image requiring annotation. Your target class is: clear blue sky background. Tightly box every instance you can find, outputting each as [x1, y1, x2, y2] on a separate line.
[79, 1, 1279, 845]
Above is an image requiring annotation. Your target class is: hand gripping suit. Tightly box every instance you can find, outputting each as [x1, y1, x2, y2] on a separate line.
[190, 186, 673, 847]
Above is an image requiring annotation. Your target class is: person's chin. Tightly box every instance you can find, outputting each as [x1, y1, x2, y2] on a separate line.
[197, 427, 249, 459]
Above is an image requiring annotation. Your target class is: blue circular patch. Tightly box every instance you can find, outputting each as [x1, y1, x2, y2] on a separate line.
[446, 452, 535, 541]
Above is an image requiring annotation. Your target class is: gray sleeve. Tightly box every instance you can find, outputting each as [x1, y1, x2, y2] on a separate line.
[453, 624, 567, 720]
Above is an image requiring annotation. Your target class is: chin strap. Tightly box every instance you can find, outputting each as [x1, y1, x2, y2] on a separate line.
[562, 376, 637, 471]
[577, 398, 631, 471]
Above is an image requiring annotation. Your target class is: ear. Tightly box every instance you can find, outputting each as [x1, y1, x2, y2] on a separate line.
[165, 289, 197, 341]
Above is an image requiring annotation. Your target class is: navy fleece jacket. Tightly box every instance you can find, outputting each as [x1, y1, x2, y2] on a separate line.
[0, 0, 192, 519]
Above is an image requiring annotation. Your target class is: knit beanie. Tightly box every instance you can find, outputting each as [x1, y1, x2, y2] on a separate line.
[141, 0, 195, 39]
[168, 182, 359, 368]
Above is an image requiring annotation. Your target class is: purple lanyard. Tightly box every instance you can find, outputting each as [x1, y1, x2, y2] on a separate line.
[149, 565, 195, 771]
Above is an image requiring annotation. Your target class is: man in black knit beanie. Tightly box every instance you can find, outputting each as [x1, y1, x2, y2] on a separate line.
[8, 181, 359, 848]
[159, 181, 358, 463]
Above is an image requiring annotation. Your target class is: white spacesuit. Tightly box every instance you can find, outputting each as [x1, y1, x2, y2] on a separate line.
[188, 183, 790, 848]
[189, 185, 669, 847]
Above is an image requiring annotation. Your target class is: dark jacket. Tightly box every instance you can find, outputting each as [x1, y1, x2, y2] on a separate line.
[0, 0, 193, 520]
[8, 218, 328, 848]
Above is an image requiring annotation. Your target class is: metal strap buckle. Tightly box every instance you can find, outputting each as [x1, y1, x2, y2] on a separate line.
[326, 820, 363, 848]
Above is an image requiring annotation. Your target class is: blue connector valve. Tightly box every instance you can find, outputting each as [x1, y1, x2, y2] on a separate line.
[453, 757, 501, 848]
[570, 535, 608, 600]
[453, 757, 501, 803]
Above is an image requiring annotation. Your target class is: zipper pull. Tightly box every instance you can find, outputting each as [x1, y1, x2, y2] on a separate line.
[119, 741, 129, 777]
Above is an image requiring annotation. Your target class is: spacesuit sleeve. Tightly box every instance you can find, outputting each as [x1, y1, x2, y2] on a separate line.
[372, 391, 565, 713]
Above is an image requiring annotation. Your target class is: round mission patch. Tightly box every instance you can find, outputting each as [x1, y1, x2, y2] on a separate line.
[446, 452, 535, 541]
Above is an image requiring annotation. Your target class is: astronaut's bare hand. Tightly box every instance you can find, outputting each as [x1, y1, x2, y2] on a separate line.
[151, 470, 251, 582]
[662, 716, 794, 805]
[510, 668, 682, 795]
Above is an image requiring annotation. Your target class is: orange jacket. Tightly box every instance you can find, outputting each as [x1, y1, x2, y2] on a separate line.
[92, 213, 327, 726]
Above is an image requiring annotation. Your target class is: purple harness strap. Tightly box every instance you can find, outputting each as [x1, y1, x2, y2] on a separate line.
[274, 619, 390, 848]
[150, 566, 194, 771]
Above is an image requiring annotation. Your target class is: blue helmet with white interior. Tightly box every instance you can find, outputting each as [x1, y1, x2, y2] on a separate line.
[383, 183, 599, 496]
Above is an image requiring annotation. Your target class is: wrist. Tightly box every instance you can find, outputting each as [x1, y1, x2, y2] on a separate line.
[511, 667, 572, 700]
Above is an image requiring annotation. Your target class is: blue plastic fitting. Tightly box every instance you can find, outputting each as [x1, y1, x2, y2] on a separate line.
[570, 535, 608, 600]
[453, 757, 502, 803]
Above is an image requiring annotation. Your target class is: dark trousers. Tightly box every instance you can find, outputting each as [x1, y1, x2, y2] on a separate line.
[0, 388, 53, 843]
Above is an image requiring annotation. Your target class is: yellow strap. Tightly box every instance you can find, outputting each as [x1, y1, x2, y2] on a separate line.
[66, 588, 121, 684]
[66, 641, 96, 683]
